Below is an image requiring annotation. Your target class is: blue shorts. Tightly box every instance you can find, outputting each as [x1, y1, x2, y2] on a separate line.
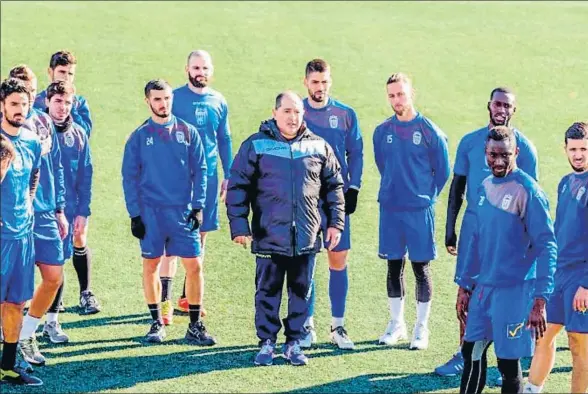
[464, 282, 535, 359]
[455, 210, 476, 279]
[61, 213, 76, 260]
[320, 210, 351, 252]
[201, 175, 220, 232]
[1, 232, 35, 303]
[547, 263, 588, 333]
[378, 205, 436, 261]
[33, 211, 64, 265]
[140, 205, 202, 259]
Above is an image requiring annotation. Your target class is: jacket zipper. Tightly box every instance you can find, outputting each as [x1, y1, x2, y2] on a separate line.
[289, 140, 297, 256]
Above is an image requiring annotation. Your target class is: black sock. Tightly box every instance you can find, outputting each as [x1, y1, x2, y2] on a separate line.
[48, 281, 65, 313]
[148, 303, 162, 322]
[73, 246, 91, 292]
[1, 342, 17, 371]
[189, 304, 201, 324]
[161, 277, 172, 302]
[181, 276, 187, 299]
[497, 358, 523, 394]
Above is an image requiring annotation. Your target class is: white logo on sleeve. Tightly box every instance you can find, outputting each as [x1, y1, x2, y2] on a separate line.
[64, 131, 75, 148]
[412, 131, 422, 145]
[146, 137, 154, 146]
[478, 196, 485, 206]
[501, 194, 513, 210]
[387, 135, 393, 144]
[176, 131, 186, 144]
[329, 115, 338, 129]
[577, 186, 586, 201]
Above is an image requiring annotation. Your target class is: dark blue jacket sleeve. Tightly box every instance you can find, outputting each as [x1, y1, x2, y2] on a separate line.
[517, 135, 539, 181]
[345, 109, 363, 190]
[455, 207, 480, 291]
[226, 138, 257, 239]
[321, 143, 345, 231]
[216, 100, 233, 180]
[525, 190, 557, 300]
[121, 131, 142, 218]
[72, 96, 93, 138]
[373, 126, 385, 176]
[189, 127, 207, 209]
[76, 136, 93, 217]
[431, 131, 451, 194]
[51, 127, 66, 211]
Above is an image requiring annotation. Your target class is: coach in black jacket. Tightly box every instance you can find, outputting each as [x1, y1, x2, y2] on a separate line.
[226, 91, 345, 366]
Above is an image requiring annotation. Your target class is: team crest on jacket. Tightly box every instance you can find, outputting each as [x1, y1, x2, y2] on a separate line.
[176, 131, 186, 144]
[501, 194, 513, 210]
[11, 152, 23, 171]
[578, 186, 586, 202]
[413, 131, 422, 145]
[194, 105, 208, 127]
[64, 131, 75, 148]
[329, 115, 338, 129]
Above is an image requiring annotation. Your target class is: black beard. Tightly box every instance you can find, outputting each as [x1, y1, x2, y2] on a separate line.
[309, 92, 325, 103]
[489, 111, 510, 127]
[150, 104, 169, 119]
[189, 75, 207, 88]
[6, 117, 24, 128]
[570, 161, 587, 173]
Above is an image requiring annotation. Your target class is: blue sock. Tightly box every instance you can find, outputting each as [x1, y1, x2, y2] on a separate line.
[307, 279, 316, 319]
[329, 267, 348, 319]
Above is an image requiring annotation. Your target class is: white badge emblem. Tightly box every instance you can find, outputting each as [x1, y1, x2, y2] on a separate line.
[12, 152, 23, 171]
[194, 106, 208, 127]
[176, 131, 186, 144]
[413, 131, 422, 145]
[577, 186, 586, 202]
[501, 194, 513, 210]
[478, 196, 485, 206]
[329, 115, 338, 129]
[146, 137, 154, 146]
[64, 131, 75, 148]
[387, 135, 393, 144]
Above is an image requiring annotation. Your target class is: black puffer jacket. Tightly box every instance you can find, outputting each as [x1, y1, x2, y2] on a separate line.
[226, 119, 345, 256]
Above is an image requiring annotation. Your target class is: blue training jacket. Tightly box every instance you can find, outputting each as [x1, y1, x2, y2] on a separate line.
[226, 119, 345, 257]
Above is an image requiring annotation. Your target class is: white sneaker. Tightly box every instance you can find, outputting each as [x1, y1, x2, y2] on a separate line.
[330, 326, 355, 350]
[378, 320, 407, 346]
[409, 324, 429, 350]
[299, 325, 317, 349]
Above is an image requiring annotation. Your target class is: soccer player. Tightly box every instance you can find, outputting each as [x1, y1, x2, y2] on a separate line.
[226, 91, 345, 366]
[457, 126, 557, 394]
[45, 81, 100, 315]
[0, 134, 15, 183]
[373, 73, 450, 350]
[299, 58, 363, 350]
[158, 50, 232, 323]
[122, 79, 215, 345]
[9, 66, 70, 367]
[34, 50, 92, 137]
[0, 78, 43, 386]
[435, 87, 539, 377]
[524, 122, 588, 394]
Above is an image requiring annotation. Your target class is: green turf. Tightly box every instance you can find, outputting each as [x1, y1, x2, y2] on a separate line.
[1, 1, 586, 392]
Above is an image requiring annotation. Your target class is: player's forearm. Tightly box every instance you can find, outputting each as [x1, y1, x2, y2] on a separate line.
[218, 139, 233, 179]
[29, 168, 40, 199]
[534, 243, 557, 300]
[446, 175, 467, 242]
[347, 151, 363, 190]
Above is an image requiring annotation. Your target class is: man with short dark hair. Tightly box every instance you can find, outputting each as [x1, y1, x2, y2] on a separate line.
[122, 79, 214, 345]
[0, 78, 43, 386]
[524, 122, 588, 394]
[457, 126, 557, 394]
[34, 50, 92, 137]
[226, 91, 345, 366]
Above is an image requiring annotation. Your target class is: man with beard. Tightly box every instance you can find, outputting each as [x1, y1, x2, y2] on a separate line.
[435, 87, 539, 377]
[122, 79, 214, 345]
[45, 81, 100, 316]
[373, 73, 450, 350]
[226, 91, 345, 366]
[524, 122, 588, 394]
[34, 50, 92, 137]
[9, 66, 70, 367]
[0, 78, 43, 386]
[157, 50, 232, 324]
[457, 125, 556, 394]
[299, 58, 363, 350]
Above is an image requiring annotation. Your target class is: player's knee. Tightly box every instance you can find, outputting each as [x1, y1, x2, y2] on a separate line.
[461, 340, 474, 361]
[184, 258, 203, 277]
[497, 358, 521, 380]
[569, 333, 588, 364]
[328, 251, 347, 270]
[73, 233, 87, 248]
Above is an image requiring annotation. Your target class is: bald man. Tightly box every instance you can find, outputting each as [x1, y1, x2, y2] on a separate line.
[226, 91, 345, 367]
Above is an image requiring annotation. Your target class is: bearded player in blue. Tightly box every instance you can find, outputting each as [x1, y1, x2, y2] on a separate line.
[299, 59, 363, 350]
[436, 87, 539, 377]
[373, 73, 450, 350]
[122, 79, 214, 346]
[457, 126, 557, 394]
[525, 122, 588, 394]
[157, 50, 233, 324]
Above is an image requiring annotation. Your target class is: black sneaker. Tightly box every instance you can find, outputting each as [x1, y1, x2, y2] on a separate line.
[79, 290, 101, 315]
[145, 321, 166, 343]
[185, 321, 216, 346]
[19, 337, 45, 366]
[0, 367, 43, 386]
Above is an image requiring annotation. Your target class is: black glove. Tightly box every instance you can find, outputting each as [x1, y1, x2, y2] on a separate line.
[186, 208, 203, 232]
[344, 188, 359, 215]
[131, 216, 146, 239]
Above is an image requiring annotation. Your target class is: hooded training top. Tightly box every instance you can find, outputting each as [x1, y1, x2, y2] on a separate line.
[226, 119, 345, 257]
